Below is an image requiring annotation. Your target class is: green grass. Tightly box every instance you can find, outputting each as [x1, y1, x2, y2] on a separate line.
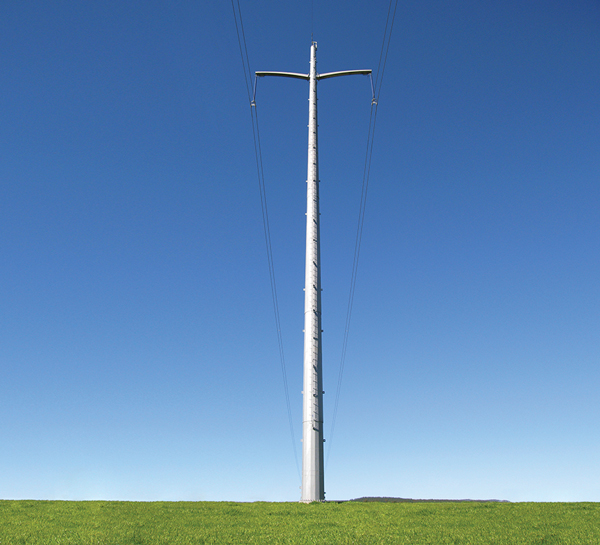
[0, 500, 599, 544]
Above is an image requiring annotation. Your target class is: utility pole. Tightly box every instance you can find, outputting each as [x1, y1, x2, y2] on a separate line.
[257, 42, 371, 503]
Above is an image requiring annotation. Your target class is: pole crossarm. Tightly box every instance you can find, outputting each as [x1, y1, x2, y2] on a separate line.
[255, 69, 371, 81]
[255, 71, 309, 80]
[317, 69, 372, 80]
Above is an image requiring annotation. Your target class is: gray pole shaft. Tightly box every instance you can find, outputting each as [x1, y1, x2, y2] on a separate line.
[301, 42, 324, 502]
[255, 45, 370, 503]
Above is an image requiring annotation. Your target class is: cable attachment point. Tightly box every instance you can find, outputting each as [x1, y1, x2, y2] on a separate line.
[369, 73, 377, 105]
[251, 76, 258, 107]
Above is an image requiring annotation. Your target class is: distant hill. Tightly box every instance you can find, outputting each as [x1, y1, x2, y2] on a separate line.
[350, 497, 509, 503]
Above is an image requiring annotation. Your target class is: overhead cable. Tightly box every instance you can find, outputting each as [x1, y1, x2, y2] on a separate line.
[327, 0, 399, 467]
[231, 0, 301, 480]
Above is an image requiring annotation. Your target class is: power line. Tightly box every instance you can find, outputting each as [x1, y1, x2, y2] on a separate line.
[231, 0, 301, 480]
[327, 0, 399, 467]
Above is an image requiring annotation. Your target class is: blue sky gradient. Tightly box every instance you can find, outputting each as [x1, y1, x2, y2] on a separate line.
[1, 0, 599, 501]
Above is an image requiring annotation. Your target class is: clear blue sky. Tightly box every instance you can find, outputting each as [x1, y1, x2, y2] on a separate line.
[1, 0, 599, 502]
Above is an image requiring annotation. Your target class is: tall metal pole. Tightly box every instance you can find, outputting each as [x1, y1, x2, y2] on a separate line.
[301, 41, 324, 502]
[256, 44, 371, 503]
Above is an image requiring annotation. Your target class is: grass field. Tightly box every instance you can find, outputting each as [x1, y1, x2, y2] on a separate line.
[1, 500, 599, 544]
